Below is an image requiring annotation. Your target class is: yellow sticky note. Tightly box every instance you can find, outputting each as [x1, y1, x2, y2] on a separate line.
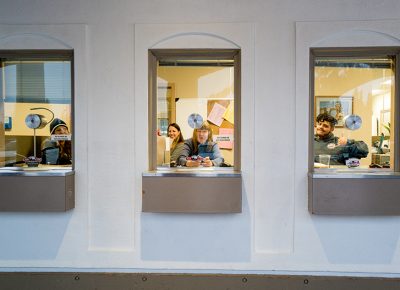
[223, 102, 234, 124]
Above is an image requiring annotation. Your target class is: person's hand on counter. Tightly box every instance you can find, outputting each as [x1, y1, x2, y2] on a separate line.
[202, 156, 213, 167]
[186, 159, 202, 167]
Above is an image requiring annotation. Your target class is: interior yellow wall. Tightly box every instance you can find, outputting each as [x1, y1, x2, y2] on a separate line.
[158, 67, 228, 99]
[315, 67, 393, 166]
[4, 103, 71, 136]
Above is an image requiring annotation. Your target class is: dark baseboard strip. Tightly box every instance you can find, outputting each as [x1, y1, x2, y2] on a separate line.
[0, 272, 399, 290]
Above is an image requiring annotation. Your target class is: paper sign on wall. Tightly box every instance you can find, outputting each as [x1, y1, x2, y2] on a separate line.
[215, 128, 234, 149]
[207, 103, 226, 126]
[51, 134, 71, 141]
[223, 102, 234, 124]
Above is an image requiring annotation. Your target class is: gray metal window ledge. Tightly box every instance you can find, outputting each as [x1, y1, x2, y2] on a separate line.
[142, 169, 242, 213]
[309, 171, 400, 215]
[0, 169, 75, 212]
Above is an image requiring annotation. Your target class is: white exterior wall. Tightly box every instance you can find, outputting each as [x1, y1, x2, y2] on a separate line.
[0, 0, 400, 276]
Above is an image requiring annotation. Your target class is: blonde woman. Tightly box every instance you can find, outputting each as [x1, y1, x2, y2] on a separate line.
[168, 123, 185, 163]
[177, 121, 223, 167]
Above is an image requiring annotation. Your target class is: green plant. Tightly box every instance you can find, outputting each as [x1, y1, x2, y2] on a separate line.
[382, 122, 391, 134]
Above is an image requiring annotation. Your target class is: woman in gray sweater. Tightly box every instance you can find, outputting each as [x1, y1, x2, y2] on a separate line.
[177, 121, 224, 167]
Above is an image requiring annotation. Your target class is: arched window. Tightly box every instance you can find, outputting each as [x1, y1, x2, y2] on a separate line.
[143, 49, 242, 213]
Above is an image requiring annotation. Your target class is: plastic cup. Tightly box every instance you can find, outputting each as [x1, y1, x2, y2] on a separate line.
[319, 154, 331, 168]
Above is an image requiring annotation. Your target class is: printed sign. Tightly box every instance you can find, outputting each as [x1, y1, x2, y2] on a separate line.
[215, 128, 234, 149]
[51, 134, 71, 141]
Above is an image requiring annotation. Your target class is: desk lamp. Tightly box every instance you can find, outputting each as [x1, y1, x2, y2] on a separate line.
[24, 108, 54, 165]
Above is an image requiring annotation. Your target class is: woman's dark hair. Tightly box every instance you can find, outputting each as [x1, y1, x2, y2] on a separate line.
[316, 113, 338, 126]
[168, 123, 184, 143]
[168, 123, 184, 153]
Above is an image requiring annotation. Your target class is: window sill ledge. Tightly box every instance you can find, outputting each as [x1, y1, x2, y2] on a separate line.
[309, 172, 400, 215]
[0, 170, 75, 212]
[143, 167, 241, 178]
[142, 170, 242, 213]
[310, 171, 400, 179]
[0, 167, 73, 176]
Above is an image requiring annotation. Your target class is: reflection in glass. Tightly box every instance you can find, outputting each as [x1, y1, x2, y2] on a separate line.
[314, 56, 395, 171]
[156, 59, 234, 169]
[0, 55, 72, 169]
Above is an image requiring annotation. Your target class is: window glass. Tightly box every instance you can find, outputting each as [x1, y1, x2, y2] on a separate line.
[155, 56, 236, 170]
[313, 55, 395, 171]
[0, 52, 73, 169]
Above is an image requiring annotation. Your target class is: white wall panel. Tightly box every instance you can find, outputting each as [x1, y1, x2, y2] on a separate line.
[87, 24, 135, 252]
[0, 0, 399, 276]
[295, 20, 400, 273]
[0, 24, 89, 267]
[134, 23, 254, 268]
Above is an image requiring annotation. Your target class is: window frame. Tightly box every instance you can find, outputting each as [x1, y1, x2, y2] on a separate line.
[0, 49, 75, 212]
[309, 47, 400, 173]
[0, 49, 75, 169]
[148, 49, 241, 172]
[308, 47, 400, 215]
